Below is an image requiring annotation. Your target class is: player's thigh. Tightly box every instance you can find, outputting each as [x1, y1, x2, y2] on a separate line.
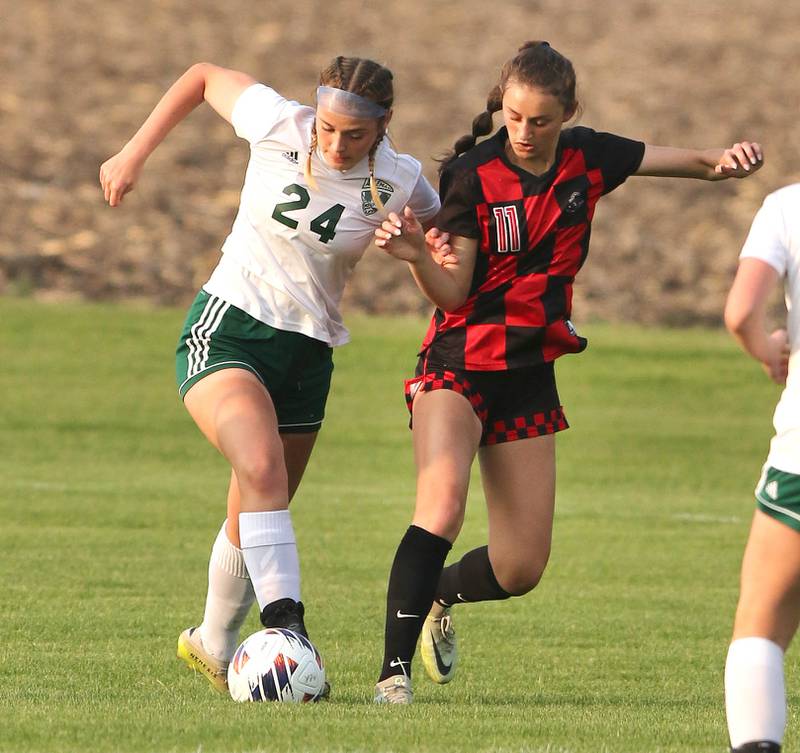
[734, 508, 800, 649]
[410, 388, 482, 540]
[183, 368, 288, 506]
[479, 434, 556, 578]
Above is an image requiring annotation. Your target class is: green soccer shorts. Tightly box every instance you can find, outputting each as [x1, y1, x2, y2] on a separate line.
[755, 464, 800, 533]
[175, 291, 333, 433]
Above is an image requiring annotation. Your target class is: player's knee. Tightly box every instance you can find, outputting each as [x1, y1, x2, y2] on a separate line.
[234, 453, 288, 500]
[497, 554, 550, 596]
[413, 495, 465, 541]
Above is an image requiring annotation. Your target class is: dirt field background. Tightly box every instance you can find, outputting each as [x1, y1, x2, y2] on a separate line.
[2, 0, 799, 325]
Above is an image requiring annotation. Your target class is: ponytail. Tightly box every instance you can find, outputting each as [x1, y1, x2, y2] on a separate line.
[438, 85, 503, 175]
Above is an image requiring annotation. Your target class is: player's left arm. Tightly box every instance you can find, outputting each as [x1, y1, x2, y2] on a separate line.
[725, 257, 789, 384]
[635, 141, 763, 180]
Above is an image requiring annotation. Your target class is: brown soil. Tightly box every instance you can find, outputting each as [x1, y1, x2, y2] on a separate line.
[3, 0, 799, 325]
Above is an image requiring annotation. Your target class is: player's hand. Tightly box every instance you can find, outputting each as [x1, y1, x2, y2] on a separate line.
[374, 207, 426, 262]
[762, 328, 790, 385]
[714, 141, 763, 178]
[426, 227, 458, 269]
[99, 146, 146, 207]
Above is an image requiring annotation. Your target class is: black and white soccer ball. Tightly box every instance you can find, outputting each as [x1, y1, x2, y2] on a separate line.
[227, 628, 326, 703]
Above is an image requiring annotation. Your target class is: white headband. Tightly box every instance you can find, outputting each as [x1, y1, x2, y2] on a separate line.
[316, 86, 388, 119]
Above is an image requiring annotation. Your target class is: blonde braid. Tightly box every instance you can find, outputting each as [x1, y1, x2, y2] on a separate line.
[368, 131, 385, 212]
[304, 124, 320, 191]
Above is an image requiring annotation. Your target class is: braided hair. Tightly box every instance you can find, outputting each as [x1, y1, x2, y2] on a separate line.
[438, 41, 577, 175]
[305, 56, 394, 210]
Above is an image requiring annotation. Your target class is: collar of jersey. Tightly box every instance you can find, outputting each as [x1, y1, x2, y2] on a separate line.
[493, 126, 563, 183]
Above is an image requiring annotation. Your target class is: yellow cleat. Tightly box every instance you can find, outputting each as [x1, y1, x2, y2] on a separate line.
[420, 606, 457, 684]
[177, 627, 229, 694]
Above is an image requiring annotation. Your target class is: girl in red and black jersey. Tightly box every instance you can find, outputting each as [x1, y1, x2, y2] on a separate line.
[372, 41, 764, 705]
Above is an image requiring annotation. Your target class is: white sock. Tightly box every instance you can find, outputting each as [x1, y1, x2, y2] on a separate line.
[197, 521, 256, 661]
[238, 510, 301, 610]
[725, 637, 785, 748]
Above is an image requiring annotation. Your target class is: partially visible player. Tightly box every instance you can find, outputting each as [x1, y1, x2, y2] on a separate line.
[100, 57, 443, 694]
[724, 185, 798, 753]
[371, 40, 764, 704]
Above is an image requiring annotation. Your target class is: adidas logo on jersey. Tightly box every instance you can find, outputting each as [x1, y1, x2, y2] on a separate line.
[361, 178, 394, 215]
[282, 150, 299, 164]
[765, 480, 779, 499]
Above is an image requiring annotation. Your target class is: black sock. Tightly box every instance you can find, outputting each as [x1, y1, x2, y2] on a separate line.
[731, 742, 781, 753]
[436, 545, 512, 606]
[379, 525, 451, 681]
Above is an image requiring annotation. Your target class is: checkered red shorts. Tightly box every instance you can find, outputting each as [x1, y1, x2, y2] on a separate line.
[404, 359, 568, 446]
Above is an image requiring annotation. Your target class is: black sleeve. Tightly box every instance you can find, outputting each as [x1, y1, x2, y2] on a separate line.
[435, 163, 481, 238]
[573, 127, 646, 195]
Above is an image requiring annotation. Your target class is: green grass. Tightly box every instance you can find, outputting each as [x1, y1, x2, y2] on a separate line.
[0, 297, 791, 752]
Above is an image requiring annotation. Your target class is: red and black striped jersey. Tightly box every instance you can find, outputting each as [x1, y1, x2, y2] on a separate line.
[420, 126, 645, 370]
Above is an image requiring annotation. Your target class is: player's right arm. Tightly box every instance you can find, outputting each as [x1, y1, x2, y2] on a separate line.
[100, 63, 256, 206]
[724, 257, 789, 385]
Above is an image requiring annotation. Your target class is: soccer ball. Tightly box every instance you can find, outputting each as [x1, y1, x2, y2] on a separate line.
[227, 628, 326, 703]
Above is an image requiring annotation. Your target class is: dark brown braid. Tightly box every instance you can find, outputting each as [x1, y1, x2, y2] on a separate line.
[439, 41, 577, 175]
[307, 56, 394, 207]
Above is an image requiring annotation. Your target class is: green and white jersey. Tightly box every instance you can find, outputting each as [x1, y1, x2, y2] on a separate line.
[740, 183, 800, 474]
[204, 83, 440, 346]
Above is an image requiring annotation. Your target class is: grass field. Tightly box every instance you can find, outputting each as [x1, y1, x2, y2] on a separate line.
[0, 297, 793, 753]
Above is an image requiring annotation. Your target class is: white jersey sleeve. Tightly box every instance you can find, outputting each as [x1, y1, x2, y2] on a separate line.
[406, 173, 440, 225]
[231, 84, 296, 145]
[739, 192, 790, 276]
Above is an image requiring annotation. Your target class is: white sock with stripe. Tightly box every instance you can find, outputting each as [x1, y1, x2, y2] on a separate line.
[725, 637, 785, 748]
[197, 521, 255, 661]
[238, 510, 301, 610]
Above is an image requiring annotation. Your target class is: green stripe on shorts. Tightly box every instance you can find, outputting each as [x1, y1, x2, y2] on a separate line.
[755, 465, 800, 532]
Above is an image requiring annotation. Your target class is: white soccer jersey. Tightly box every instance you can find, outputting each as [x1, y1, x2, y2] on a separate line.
[204, 83, 440, 346]
[739, 183, 800, 473]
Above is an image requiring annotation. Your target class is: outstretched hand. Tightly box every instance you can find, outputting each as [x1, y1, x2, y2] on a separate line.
[99, 147, 145, 207]
[714, 141, 763, 178]
[374, 207, 454, 266]
[374, 207, 424, 262]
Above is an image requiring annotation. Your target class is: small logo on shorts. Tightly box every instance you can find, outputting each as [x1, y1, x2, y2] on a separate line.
[765, 480, 779, 499]
[361, 178, 394, 215]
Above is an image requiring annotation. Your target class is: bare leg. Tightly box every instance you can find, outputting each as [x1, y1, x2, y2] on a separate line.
[726, 510, 800, 750]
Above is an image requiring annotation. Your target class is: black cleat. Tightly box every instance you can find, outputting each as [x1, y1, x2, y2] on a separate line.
[260, 598, 308, 636]
[732, 742, 781, 753]
[259, 598, 330, 699]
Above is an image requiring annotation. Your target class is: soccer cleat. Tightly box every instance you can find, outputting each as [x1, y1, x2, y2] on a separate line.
[260, 598, 308, 636]
[731, 743, 781, 753]
[374, 674, 413, 704]
[259, 598, 330, 700]
[420, 605, 457, 684]
[177, 627, 229, 694]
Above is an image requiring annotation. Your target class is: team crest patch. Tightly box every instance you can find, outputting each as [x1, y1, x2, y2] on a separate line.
[361, 178, 394, 215]
[564, 190, 585, 213]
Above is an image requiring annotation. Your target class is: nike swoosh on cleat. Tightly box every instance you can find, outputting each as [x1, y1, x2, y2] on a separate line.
[432, 640, 451, 674]
[396, 610, 420, 619]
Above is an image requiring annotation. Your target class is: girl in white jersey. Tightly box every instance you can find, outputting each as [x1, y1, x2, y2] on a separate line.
[723, 185, 799, 753]
[99, 58, 441, 696]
